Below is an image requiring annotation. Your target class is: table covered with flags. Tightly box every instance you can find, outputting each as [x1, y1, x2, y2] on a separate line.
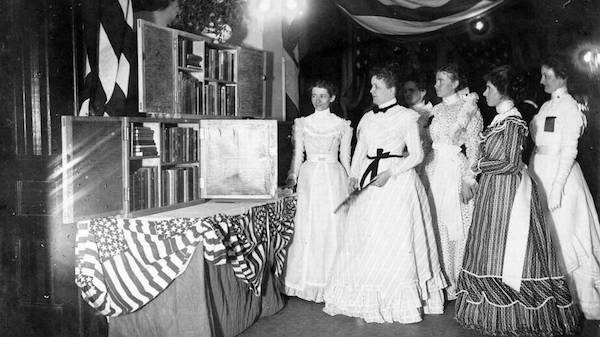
[75, 195, 296, 337]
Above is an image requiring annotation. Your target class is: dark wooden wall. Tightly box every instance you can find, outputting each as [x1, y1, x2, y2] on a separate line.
[0, 0, 107, 336]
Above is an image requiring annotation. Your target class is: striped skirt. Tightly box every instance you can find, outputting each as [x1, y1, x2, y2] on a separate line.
[455, 173, 582, 336]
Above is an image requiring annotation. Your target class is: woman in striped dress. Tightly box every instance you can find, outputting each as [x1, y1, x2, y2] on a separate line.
[455, 65, 582, 335]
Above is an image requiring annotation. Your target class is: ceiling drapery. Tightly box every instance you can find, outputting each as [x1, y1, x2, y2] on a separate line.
[332, 0, 505, 35]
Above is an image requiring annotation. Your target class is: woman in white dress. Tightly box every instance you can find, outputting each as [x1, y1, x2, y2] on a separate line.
[424, 64, 483, 300]
[528, 55, 600, 320]
[284, 80, 352, 302]
[323, 64, 446, 324]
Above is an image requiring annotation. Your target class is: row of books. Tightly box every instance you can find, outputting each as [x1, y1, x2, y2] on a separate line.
[162, 167, 200, 206]
[131, 126, 158, 157]
[177, 37, 235, 82]
[205, 48, 235, 81]
[161, 127, 198, 164]
[129, 167, 159, 211]
[178, 38, 203, 70]
[177, 75, 236, 116]
[178, 72, 203, 115]
[206, 83, 236, 116]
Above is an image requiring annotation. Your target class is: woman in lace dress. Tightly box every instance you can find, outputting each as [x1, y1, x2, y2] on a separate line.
[456, 65, 582, 336]
[424, 64, 483, 300]
[284, 80, 352, 302]
[323, 64, 446, 323]
[528, 55, 600, 320]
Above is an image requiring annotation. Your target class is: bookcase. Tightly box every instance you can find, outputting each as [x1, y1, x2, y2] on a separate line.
[137, 19, 271, 118]
[61, 116, 278, 223]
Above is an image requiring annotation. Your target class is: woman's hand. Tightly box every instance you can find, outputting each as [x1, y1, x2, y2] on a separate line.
[348, 177, 359, 192]
[548, 185, 563, 211]
[285, 177, 296, 188]
[371, 170, 393, 187]
[460, 180, 478, 203]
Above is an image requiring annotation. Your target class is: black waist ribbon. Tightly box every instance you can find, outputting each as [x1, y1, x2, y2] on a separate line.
[359, 148, 405, 189]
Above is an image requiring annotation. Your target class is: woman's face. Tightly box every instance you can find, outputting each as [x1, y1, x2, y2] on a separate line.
[311, 87, 335, 111]
[164, 0, 181, 24]
[434, 71, 459, 98]
[483, 81, 504, 108]
[403, 81, 425, 107]
[540, 65, 566, 94]
[370, 76, 395, 106]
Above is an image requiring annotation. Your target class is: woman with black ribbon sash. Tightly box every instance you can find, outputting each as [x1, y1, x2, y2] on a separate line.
[323, 63, 446, 324]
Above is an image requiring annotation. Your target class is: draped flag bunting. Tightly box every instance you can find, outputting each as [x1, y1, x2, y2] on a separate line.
[332, 0, 505, 35]
[75, 196, 296, 316]
[282, 6, 303, 120]
[79, 0, 136, 116]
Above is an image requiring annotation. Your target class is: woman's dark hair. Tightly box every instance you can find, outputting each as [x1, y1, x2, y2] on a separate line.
[483, 65, 526, 102]
[436, 63, 468, 91]
[404, 73, 429, 91]
[133, 0, 176, 11]
[369, 63, 400, 90]
[404, 73, 433, 104]
[541, 54, 570, 80]
[309, 80, 337, 97]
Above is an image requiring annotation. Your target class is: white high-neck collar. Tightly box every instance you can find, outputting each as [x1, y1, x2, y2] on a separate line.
[551, 86, 568, 100]
[412, 101, 432, 110]
[377, 98, 397, 109]
[442, 93, 459, 104]
[490, 100, 521, 126]
[495, 99, 514, 114]
[314, 107, 331, 115]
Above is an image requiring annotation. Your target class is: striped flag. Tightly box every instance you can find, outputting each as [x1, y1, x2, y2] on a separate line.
[74, 197, 297, 316]
[282, 2, 304, 120]
[75, 217, 218, 316]
[79, 0, 136, 116]
[332, 0, 505, 35]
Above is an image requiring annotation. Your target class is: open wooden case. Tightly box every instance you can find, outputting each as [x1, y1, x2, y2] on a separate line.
[61, 116, 278, 223]
[137, 19, 271, 118]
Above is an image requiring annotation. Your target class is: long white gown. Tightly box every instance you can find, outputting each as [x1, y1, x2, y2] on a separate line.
[424, 92, 482, 300]
[323, 102, 446, 324]
[528, 87, 600, 320]
[284, 108, 352, 302]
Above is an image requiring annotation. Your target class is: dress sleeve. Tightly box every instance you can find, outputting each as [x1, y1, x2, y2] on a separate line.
[287, 118, 304, 182]
[463, 109, 483, 183]
[552, 99, 584, 193]
[476, 119, 526, 175]
[391, 110, 424, 175]
[339, 120, 352, 175]
[349, 116, 368, 180]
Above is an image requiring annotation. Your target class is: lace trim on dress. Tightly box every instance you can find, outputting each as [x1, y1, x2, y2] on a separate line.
[302, 117, 349, 137]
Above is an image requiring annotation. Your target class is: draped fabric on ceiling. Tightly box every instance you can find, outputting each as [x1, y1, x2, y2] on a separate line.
[332, 0, 505, 35]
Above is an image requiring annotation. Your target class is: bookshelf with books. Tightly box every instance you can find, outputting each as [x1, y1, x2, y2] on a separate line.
[61, 116, 277, 223]
[138, 19, 247, 118]
[62, 116, 204, 222]
[137, 19, 270, 119]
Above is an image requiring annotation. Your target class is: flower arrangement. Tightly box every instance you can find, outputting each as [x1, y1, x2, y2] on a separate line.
[172, 0, 247, 43]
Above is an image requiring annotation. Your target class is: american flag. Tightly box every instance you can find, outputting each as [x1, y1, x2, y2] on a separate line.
[332, 0, 505, 35]
[75, 217, 221, 316]
[74, 196, 297, 316]
[79, 0, 137, 116]
[282, 3, 304, 120]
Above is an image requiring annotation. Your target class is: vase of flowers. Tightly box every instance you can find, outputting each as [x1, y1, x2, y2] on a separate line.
[172, 0, 246, 43]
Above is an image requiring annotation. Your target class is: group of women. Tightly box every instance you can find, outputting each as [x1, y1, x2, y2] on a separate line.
[283, 55, 600, 336]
